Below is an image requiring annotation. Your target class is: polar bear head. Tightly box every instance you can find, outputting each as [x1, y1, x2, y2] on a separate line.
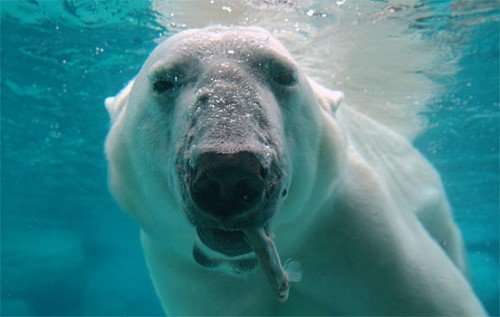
[105, 26, 344, 268]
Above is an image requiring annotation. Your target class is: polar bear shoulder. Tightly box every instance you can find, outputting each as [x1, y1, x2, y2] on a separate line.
[334, 103, 468, 274]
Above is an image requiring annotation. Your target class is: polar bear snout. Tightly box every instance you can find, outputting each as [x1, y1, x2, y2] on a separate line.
[189, 151, 265, 222]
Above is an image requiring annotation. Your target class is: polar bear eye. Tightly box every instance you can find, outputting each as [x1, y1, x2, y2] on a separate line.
[273, 72, 296, 86]
[153, 79, 175, 94]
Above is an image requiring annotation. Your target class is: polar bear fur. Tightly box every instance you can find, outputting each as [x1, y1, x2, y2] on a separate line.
[105, 26, 485, 315]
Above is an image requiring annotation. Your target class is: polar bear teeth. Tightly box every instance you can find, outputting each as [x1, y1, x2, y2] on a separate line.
[241, 227, 301, 303]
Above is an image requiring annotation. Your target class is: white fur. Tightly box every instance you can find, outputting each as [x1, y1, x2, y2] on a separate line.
[105, 26, 485, 315]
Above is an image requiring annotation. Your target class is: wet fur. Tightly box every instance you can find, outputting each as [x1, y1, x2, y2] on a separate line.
[105, 26, 485, 315]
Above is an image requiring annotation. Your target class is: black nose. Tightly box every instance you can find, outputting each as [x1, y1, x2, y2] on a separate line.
[189, 152, 265, 216]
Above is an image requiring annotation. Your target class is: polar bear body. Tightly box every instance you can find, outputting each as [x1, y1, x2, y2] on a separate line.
[105, 26, 485, 315]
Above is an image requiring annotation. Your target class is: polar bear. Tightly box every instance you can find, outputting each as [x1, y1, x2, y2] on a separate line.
[105, 26, 485, 315]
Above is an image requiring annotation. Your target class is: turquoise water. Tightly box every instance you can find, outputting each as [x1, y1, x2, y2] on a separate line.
[1, 1, 498, 316]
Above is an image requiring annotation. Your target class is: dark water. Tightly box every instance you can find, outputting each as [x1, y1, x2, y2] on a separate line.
[1, 1, 498, 315]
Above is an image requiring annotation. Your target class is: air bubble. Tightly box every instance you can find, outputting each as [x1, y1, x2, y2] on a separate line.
[306, 9, 315, 17]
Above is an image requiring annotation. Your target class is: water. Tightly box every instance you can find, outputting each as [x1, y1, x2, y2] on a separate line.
[1, 1, 498, 315]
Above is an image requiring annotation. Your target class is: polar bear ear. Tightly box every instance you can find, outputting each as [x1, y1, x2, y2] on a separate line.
[105, 79, 135, 121]
[307, 77, 344, 115]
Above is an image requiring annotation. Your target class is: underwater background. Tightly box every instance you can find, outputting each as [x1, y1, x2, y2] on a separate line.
[1, 1, 498, 316]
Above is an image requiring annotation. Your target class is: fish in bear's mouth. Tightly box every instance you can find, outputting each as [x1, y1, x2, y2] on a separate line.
[192, 224, 303, 303]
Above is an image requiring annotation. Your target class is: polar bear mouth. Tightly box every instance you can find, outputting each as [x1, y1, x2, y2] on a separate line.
[193, 225, 300, 302]
[196, 227, 253, 257]
[193, 228, 259, 275]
